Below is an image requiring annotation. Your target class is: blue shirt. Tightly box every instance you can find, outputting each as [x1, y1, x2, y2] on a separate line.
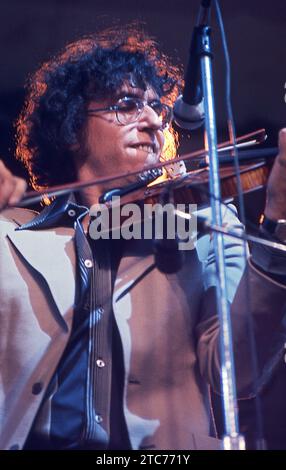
[22, 195, 130, 449]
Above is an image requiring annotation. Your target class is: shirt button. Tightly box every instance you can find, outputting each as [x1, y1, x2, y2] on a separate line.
[95, 414, 103, 423]
[96, 359, 105, 368]
[84, 259, 93, 268]
[32, 382, 43, 395]
[68, 209, 76, 217]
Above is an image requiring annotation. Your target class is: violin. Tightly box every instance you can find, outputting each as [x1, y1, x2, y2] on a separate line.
[18, 128, 276, 209]
[107, 159, 272, 209]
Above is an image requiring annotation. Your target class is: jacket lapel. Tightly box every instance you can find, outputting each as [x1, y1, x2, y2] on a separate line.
[7, 226, 76, 323]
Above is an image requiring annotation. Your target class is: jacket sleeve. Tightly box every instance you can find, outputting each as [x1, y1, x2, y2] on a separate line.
[195, 204, 286, 398]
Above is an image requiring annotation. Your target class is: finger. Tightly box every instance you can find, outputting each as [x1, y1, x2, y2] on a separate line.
[279, 127, 286, 143]
[278, 128, 286, 166]
[264, 129, 286, 220]
[8, 177, 27, 205]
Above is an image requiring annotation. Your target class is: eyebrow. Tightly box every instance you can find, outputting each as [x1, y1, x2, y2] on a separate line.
[115, 90, 161, 102]
[115, 89, 143, 100]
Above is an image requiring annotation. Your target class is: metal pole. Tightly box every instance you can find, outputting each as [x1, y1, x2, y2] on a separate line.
[198, 22, 245, 449]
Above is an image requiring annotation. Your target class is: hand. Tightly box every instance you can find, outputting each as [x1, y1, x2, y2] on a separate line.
[264, 128, 286, 221]
[0, 160, 27, 210]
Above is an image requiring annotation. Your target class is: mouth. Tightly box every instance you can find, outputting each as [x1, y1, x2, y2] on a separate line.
[130, 143, 157, 154]
[126, 143, 162, 183]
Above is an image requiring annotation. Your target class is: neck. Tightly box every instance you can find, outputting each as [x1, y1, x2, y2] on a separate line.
[79, 187, 101, 208]
[75, 165, 105, 207]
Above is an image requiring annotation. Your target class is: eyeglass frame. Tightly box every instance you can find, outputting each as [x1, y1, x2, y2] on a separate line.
[87, 96, 173, 129]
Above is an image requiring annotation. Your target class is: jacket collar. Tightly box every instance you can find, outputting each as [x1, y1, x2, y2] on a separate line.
[6, 195, 89, 329]
[17, 194, 88, 231]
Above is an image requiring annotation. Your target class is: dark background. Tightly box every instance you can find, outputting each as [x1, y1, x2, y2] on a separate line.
[0, 0, 286, 449]
[0, 0, 285, 179]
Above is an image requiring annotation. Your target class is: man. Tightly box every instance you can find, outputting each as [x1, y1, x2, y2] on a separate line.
[1, 27, 286, 450]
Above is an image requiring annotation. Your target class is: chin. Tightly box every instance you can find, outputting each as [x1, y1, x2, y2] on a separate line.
[146, 153, 160, 166]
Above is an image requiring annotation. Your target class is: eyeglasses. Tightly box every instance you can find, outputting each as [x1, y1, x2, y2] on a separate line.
[87, 96, 173, 129]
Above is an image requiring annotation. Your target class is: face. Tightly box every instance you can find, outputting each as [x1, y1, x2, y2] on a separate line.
[75, 83, 165, 193]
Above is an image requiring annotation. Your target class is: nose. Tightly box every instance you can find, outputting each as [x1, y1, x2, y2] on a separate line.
[137, 104, 163, 131]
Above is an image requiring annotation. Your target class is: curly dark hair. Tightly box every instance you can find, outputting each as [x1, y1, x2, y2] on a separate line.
[16, 25, 182, 190]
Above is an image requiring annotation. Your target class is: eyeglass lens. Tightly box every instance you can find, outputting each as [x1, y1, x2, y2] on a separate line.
[116, 97, 171, 128]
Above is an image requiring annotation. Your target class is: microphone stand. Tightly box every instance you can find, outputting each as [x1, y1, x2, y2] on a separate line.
[194, 0, 245, 449]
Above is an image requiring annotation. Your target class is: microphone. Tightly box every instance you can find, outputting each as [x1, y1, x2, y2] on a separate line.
[173, 0, 212, 130]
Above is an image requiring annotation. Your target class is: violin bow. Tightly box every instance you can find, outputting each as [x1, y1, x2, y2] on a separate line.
[18, 128, 269, 207]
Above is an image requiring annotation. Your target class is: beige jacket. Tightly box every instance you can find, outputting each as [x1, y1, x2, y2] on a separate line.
[1, 206, 286, 450]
